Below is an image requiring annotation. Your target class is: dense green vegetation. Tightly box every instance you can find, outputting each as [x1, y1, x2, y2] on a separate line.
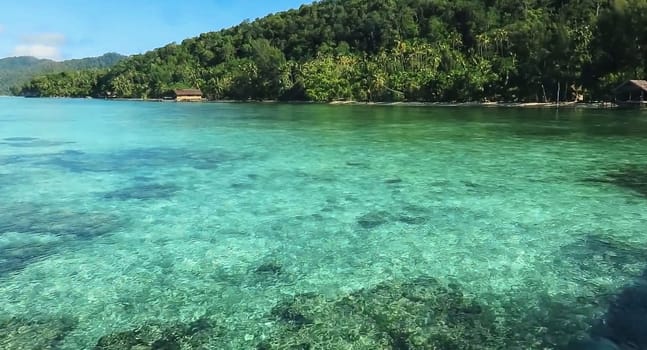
[18, 0, 647, 102]
[0, 53, 124, 95]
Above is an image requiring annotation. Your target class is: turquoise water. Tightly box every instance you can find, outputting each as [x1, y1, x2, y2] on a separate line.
[1, 98, 647, 349]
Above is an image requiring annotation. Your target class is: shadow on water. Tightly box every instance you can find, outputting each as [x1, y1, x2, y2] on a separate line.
[568, 270, 647, 350]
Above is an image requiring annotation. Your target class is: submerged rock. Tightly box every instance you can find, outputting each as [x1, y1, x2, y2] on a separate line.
[3, 137, 39, 141]
[81, 276, 619, 349]
[102, 183, 180, 201]
[500, 290, 605, 349]
[3, 147, 246, 173]
[556, 234, 647, 275]
[95, 317, 224, 350]
[346, 160, 369, 169]
[0, 137, 75, 148]
[585, 165, 647, 198]
[0, 204, 121, 239]
[384, 177, 402, 184]
[254, 261, 283, 276]
[0, 203, 123, 275]
[589, 279, 647, 349]
[356, 211, 391, 229]
[567, 337, 620, 350]
[396, 214, 427, 225]
[260, 277, 502, 349]
[0, 316, 77, 350]
[0, 242, 58, 276]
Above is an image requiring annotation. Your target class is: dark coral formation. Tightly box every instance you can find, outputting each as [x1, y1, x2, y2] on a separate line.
[384, 177, 403, 184]
[396, 214, 427, 225]
[0, 243, 59, 277]
[254, 261, 283, 276]
[0, 137, 75, 148]
[259, 277, 503, 349]
[356, 211, 391, 229]
[500, 290, 606, 349]
[102, 183, 180, 201]
[555, 234, 647, 276]
[56, 275, 633, 349]
[0, 316, 77, 350]
[0, 203, 121, 239]
[0, 274, 628, 349]
[0, 203, 123, 275]
[3, 137, 39, 141]
[586, 165, 647, 198]
[95, 317, 224, 350]
[356, 210, 427, 229]
[1, 147, 249, 173]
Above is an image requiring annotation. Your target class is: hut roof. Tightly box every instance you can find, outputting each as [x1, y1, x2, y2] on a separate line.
[614, 80, 647, 93]
[173, 88, 202, 96]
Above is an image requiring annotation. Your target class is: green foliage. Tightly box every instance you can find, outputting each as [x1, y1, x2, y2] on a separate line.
[0, 53, 124, 95]
[18, 0, 647, 101]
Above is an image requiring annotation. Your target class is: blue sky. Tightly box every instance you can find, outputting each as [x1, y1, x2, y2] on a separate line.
[0, 0, 311, 61]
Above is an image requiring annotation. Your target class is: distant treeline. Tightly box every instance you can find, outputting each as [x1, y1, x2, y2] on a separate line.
[0, 53, 124, 95]
[17, 0, 647, 102]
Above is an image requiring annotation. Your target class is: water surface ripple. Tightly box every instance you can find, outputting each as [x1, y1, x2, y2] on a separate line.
[1, 98, 646, 349]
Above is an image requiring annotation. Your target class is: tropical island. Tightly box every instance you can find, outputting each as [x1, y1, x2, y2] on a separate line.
[13, 0, 647, 103]
[3, 1, 647, 349]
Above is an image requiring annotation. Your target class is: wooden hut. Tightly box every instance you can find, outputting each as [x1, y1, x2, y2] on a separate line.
[173, 89, 203, 102]
[613, 80, 647, 108]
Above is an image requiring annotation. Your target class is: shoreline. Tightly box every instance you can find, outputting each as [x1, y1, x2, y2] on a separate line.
[4, 95, 622, 109]
[326, 100, 618, 109]
[149, 99, 621, 109]
[125, 98, 621, 109]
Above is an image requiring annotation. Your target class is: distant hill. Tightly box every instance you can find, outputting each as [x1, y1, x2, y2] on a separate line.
[0, 53, 125, 95]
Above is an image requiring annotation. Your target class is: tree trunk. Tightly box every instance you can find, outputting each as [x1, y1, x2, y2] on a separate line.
[541, 84, 548, 103]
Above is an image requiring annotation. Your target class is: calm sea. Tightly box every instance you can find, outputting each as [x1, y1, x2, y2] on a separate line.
[1, 98, 646, 349]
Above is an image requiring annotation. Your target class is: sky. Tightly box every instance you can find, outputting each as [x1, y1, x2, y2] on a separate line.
[0, 0, 312, 61]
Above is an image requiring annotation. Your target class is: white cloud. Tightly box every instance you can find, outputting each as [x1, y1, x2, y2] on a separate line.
[22, 33, 65, 46]
[13, 44, 61, 60]
[12, 32, 66, 60]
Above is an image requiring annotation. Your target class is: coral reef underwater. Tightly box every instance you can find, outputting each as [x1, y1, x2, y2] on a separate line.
[0, 274, 628, 350]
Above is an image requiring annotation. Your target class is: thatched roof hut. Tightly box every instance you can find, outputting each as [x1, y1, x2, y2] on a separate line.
[173, 89, 203, 102]
[613, 80, 647, 107]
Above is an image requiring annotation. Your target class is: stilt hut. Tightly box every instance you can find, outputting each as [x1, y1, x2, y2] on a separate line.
[613, 80, 647, 108]
[173, 89, 203, 102]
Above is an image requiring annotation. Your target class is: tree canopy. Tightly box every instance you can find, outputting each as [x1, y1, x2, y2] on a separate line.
[17, 0, 647, 102]
[0, 53, 124, 96]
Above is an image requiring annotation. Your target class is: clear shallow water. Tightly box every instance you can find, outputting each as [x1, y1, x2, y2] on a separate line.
[1, 98, 647, 348]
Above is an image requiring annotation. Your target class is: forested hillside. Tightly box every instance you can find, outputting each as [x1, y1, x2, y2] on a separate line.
[18, 0, 647, 102]
[0, 53, 125, 95]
